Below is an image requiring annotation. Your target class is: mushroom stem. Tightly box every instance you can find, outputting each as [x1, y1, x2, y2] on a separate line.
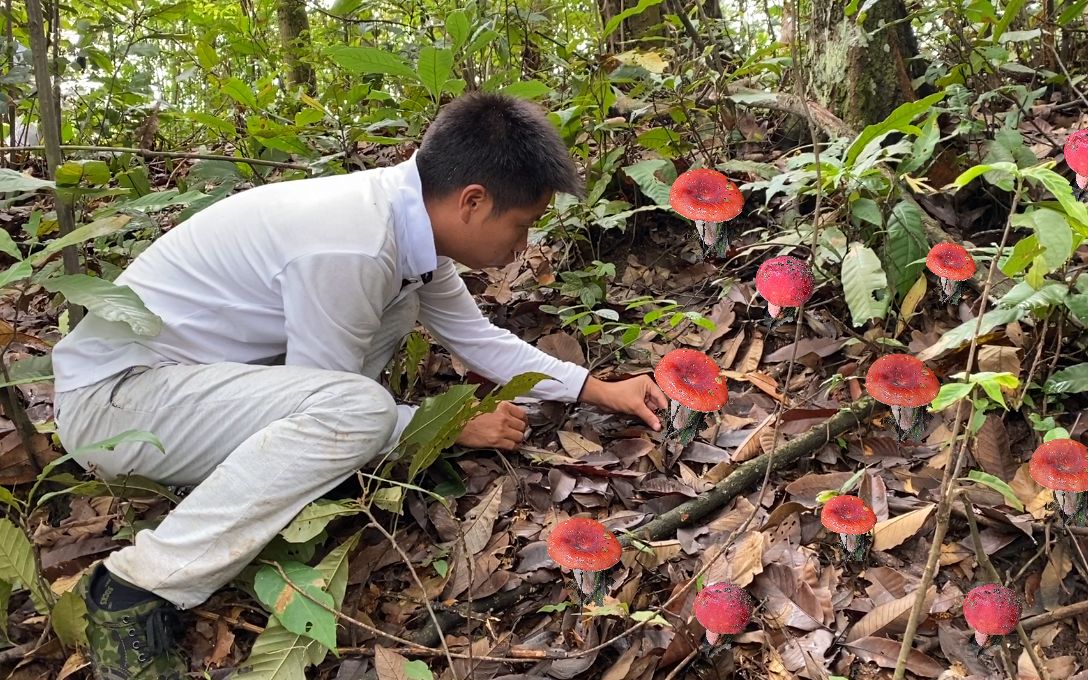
[705, 631, 720, 646]
[890, 404, 926, 441]
[766, 302, 782, 319]
[1055, 490, 1088, 526]
[974, 631, 990, 647]
[1077, 173, 1087, 192]
[838, 531, 873, 561]
[669, 402, 708, 446]
[711, 222, 729, 257]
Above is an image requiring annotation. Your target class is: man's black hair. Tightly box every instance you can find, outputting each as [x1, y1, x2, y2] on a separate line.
[416, 92, 584, 214]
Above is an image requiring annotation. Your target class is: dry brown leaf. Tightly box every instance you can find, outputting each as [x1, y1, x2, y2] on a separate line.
[778, 629, 834, 675]
[751, 563, 825, 631]
[1010, 463, 1052, 520]
[861, 471, 890, 522]
[600, 643, 641, 680]
[462, 479, 505, 555]
[731, 413, 777, 463]
[1040, 540, 1071, 612]
[1018, 651, 1077, 680]
[845, 636, 945, 677]
[978, 345, 1021, 379]
[973, 415, 1016, 481]
[736, 331, 764, 373]
[208, 618, 235, 668]
[704, 530, 764, 587]
[764, 337, 847, 363]
[558, 430, 603, 458]
[700, 299, 737, 349]
[374, 646, 413, 680]
[873, 505, 935, 551]
[537, 332, 586, 366]
[56, 652, 89, 680]
[785, 472, 854, 507]
[846, 586, 935, 642]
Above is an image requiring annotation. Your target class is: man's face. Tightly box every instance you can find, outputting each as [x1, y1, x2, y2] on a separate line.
[451, 189, 553, 270]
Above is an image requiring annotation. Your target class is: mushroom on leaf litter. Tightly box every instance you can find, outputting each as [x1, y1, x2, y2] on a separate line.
[865, 354, 940, 441]
[1065, 129, 1088, 196]
[547, 517, 623, 605]
[962, 584, 1021, 647]
[693, 582, 753, 646]
[1029, 438, 1088, 526]
[654, 348, 729, 446]
[754, 255, 815, 323]
[820, 495, 877, 561]
[925, 242, 976, 304]
[669, 168, 744, 257]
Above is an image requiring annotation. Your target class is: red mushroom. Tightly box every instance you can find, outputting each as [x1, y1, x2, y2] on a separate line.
[754, 256, 815, 321]
[1065, 129, 1088, 195]
[1029, 438, 1088, 526]
[547, 517, 623, 605]
[669, 169, 744, 257]
[962, 584, 1021, 647]
[693, 582, 752, 646]
[865, 354, 940, 441]
[654, 349, 729, 445]
[925, 243, 976, 304]
[820, 495, 877, 560]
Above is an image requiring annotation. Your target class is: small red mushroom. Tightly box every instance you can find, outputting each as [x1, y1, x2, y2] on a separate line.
[547, 517, 623, 605]
[754, 256, 816, 321]
[865, 354, 940, 441]
[669, 169, 744, 257]
[925, 243, 976, 304]
[962, 584, 1021, 647]
[654, 349, 729, 445]
[693, 582, 752, 646]
[820, 495, 877, 561]
[1065, 129, 1088, 195]
[1029, 438, 1088, 526]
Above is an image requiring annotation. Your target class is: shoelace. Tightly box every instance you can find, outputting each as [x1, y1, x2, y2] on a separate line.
[144, 606, 183, 657]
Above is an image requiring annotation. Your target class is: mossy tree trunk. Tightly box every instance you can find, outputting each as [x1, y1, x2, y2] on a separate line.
[803, 0, 921, 129]
[277, 0, 316, 96]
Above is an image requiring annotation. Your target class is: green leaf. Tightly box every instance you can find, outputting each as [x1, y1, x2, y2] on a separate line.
[603, 0, 664, 38]
[998, 281, 1069, 311]
[447, 11, 471, 51]
[630, 609, 671, 626]
[51, 589, 89, 648]
[36, 473, 180, 506]
[1013, 208, 1073, 274]
[189, 112, 236, 136]
[0, 169, 55, 193]
[55, 160, 110, 187]
[34, 215, 133, 264]
[965, 470, 1024, 512]
[0, 580, 10, 643]
[0, 230, 21, 260]
[1065, 291, 1088, 324]
[481, 371, 553, 405]
[41, 274, 163, 336]
[418, 47, 454, 100]
[399, 384, 478, 481]
[499, 80, 552, 99]
[975, 377, 1009, 408]
[222, 77, 259, 109]
[929, 382, 973, 411]
[850, 197, 883, 227]
[0, 260, 31, 289]
[915, 307, 1022, 361]
[371, 486, 405, 514]
[0, 519, 48, 613]
[280, 499, 360, 544]
[195, 41, 219, 69]
[101, 188, 209, 216]
[1045, 362, 1088, 394]
[1001, 235, 1043, 277]
[885, 200, 927, 297]
[953, 161, 1019, 189]
[899, 115, 941, 174]
[327, 46, 418, 80]
[845, 91, 946, 168]
[404, 660, 435, 680]
[255, 562, 337, 651]
[1021, 165, 1088, 238]
[841, 242, 891, 326]
[624, 159, 676, 207]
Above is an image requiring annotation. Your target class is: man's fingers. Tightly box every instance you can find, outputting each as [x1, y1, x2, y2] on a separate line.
[645, 378, 669, 410]
[637, 403, 662, 431]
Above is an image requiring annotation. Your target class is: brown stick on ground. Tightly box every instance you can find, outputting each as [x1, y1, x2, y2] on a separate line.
[407, 397, 877, 648]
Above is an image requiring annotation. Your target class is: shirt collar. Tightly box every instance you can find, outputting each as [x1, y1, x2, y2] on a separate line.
[386, 152, 438, 280]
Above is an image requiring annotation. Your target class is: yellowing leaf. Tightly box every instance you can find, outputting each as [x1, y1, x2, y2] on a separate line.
[896, 274, 927, 336]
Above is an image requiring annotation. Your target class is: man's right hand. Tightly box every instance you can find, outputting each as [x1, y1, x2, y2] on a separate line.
[456, 401, 528, 451]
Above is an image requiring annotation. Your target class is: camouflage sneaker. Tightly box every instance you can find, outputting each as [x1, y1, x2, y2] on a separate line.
[78, 564, 188, 679]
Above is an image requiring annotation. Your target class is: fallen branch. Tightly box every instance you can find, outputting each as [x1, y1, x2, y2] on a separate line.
[407, 396, 877, 648]
[0, 144, 310, 170]
[1021, 600, 1088, 632]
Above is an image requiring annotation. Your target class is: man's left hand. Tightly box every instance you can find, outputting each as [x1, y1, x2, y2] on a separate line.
[578, 375, 669, 431]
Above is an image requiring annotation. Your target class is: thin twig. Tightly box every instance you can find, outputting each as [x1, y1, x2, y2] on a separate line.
[1021, 599, 1088, 631]
[1, 144, 309, 170]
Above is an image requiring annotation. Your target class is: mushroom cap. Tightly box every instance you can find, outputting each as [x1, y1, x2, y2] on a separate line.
[547, 517, 623, 571]
[693, 582, 753, 635]
[755, 256, 816, 308]
[926, 243, 976, 281]
[654, 348, 729, 413]
[865, 354, 940, 408]
[1029, 438, 1088, 492]
[820, 495, 877, 535]
[1065, 129, 1088, 176]
[962, 584, 1021, 636]
[669, 169, 744, 223]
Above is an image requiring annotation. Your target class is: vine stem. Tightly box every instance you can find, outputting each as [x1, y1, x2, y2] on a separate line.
[892, 177, 1024, 678]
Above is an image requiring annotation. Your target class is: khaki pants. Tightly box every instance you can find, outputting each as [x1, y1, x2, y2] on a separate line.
[54, 293, 420, 609]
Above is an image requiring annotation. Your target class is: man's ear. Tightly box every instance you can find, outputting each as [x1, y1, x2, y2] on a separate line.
[458, 184, 490, 222]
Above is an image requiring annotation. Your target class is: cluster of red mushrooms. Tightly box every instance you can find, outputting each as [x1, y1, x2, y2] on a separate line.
[543, 140, 1088, 656]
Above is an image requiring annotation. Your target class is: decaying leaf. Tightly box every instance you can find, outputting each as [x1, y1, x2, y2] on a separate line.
[873, 505, 935, 551]
[846, 636, 945, 677]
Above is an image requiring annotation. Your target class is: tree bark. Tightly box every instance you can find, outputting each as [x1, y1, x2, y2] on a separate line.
[599, 0, 665, 53]
[803, 0, 921, 129]
[277, 0, 316, 95]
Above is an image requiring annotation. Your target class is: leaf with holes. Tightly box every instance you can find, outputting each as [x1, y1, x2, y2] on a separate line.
[254, 562, 337, 651]
[841, 243, 891, 326]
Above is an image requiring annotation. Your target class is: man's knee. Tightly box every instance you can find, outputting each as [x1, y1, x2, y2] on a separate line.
[301, 375, 398, 448]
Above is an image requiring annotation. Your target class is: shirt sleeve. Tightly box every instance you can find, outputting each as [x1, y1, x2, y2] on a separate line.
[276, 251, 396, 372]
[417, 258, 590, 402]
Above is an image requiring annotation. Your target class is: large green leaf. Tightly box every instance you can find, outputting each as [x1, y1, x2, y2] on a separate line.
[222, 77, 259, 109]
[446, 11, 471, 51]
[237, 533, 360, 679]
[953, 161, 1019, 189]
[1012, 208, 1073, 274]
[51, 589, 89, 648]
[0, 230, 20, 260]
[280, 500, 360, 544]
[418, 47, 454, 100]
[0, 519, 48, 613]
[841, 242, 890, 326]
[401, 385, 478, 481]
[1045, 362, 1088, 394]
[0, 261, 31, 290]
[327, 46, 418, 80]
[0, 169, 55, 193]
[500, 80, 551, 99]
[623, 159, 675, 207]
[254, 562, 337, 651]
[1021, 165, 1088, 239]
[55, 160, 110, 187]
[42, 274, 163, 336]
[603, 0, 664, 38]
[33, 215, 133, 264]
[845, 91, 946, 168]
[884, 200, 927, 297]
[915, 307, 1022, 362]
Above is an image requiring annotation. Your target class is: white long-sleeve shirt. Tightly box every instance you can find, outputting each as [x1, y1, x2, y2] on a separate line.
[51, 154, 589, 445]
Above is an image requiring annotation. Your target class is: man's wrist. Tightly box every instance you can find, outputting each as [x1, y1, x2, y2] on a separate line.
[578, 375, 605, 405]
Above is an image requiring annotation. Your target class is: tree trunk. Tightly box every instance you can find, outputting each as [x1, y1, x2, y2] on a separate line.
[276, 0, 316, 95]
[803, 0, 920, 129]
[599, 0, 665, 53]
